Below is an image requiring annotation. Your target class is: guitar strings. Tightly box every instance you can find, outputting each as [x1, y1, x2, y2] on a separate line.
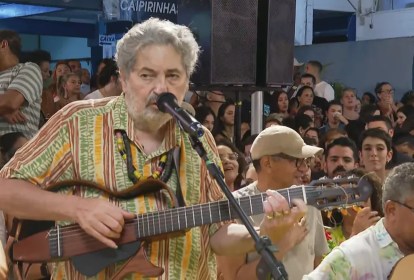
[47, 185, 358, 242]
[46, 187, 328, 242]
[46, 176, 364, 244]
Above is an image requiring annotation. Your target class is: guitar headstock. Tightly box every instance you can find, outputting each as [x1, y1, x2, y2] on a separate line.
[305, 175, 373, 211]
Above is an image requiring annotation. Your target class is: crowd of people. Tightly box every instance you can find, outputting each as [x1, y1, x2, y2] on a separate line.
[0, 17, 413, 280]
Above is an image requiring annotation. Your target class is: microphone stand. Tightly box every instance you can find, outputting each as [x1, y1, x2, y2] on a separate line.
[188, 134, 288, 280]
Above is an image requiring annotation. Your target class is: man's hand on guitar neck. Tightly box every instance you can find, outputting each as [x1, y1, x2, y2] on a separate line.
[260, 190, 307, 244]
[74, 198, 136, 249]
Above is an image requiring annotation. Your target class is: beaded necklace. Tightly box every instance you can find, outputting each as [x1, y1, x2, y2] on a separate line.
[115, 130, 170, 184]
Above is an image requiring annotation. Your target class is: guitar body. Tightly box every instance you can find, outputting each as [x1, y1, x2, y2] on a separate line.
[388, 254, 414, 280]
[72, 241, 141, 277]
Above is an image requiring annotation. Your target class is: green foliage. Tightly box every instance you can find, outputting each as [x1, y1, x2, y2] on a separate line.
[331, 82, 345, 101]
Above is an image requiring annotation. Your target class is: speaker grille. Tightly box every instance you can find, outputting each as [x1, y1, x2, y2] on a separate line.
[211, 0, 258, 85]
[265, 0, 296, 85]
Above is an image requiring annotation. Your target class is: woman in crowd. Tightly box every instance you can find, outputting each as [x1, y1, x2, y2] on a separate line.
[396, 105, 414, 129]
[55, 73, 81, 110]
[296, 86, 315, 109]
[374, 82, 398, 125]
[304, 127, 320, 147]
[213, 101, 235, 142]
[194, 106, 216, 132]
[341, 88, 359, 121]
[216, 139, 247, 192]
[42, 61, 71, 120]
[272, 90, 289, 118]
[359, 128, 393, 183]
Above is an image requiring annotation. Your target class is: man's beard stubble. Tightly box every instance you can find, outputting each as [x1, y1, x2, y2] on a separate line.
[126, 92, 172, 133]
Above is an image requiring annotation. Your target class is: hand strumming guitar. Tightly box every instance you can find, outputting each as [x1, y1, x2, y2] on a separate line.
[74, 198, 135, 249]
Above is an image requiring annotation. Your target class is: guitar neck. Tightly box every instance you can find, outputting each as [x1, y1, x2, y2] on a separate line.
[131, 187, 309, 238]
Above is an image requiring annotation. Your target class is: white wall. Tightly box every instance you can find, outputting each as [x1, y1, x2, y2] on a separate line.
[357, 8, 414, 40]
[295, 37, 414, 100]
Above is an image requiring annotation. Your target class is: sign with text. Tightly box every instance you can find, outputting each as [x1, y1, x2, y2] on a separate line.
[99, 34, 116, 46]
[103, 0, 177, 22]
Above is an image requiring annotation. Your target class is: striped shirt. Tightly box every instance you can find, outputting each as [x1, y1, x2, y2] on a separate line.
[0, 62, 42, 138]
[0, 95, 225, 280]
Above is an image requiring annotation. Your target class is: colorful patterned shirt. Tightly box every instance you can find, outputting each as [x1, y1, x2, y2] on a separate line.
[324, 226, 346, 252]
[303, 218, 404, 280]
[0, 62, 42, 138]
[0, 95, 225, 280]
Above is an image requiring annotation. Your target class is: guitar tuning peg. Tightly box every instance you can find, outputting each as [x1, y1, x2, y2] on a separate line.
[326, 210, 332, 220]
[340, 208, 348, 216]
[352, 205, 362, 212]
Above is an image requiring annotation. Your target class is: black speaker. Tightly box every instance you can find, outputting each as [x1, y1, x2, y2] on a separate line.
[257, 0, 296, 86]
[178, 0, 258, 86]
[178, 0, 296, 87]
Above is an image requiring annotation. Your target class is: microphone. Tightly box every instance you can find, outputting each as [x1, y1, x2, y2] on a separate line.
[156, 92, 205, 138]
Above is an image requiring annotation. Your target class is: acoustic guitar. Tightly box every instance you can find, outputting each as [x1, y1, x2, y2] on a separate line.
[9, 176, 372, 278]
[388, 254, 414, 280]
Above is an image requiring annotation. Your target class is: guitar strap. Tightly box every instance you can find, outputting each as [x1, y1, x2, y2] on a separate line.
[172, 147, 186, 207]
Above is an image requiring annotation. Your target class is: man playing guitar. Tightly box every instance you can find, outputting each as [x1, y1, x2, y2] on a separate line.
[0, 18, 305, 279]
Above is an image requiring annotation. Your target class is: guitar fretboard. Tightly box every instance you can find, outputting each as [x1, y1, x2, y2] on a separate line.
[131, 187, 311, 238]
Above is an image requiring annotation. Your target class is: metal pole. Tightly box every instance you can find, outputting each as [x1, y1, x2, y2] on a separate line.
[251, 91, 263, 134]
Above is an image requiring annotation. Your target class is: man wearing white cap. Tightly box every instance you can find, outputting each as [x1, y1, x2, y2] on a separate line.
[217, 125, 329, 280]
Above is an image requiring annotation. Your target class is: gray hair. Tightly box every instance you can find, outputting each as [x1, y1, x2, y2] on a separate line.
[115, 18, 200, 78]
[382, 163, 414, 208]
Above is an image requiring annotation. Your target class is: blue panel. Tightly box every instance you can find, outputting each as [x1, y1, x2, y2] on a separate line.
[0, 18, 95, 38]
[347, 15, 356, 41]
[313, 14, 356, 43]
[0, 3, 63, 19]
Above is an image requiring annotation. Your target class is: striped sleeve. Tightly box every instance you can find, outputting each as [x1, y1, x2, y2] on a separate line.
[0, 109, 75, 187]
[7, 62, 42, 104]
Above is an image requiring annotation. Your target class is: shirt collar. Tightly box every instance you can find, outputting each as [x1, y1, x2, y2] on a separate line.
[375, 218, 396, 248]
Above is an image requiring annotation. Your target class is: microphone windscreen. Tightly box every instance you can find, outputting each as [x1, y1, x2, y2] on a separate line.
[156, 92, 177, 113]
